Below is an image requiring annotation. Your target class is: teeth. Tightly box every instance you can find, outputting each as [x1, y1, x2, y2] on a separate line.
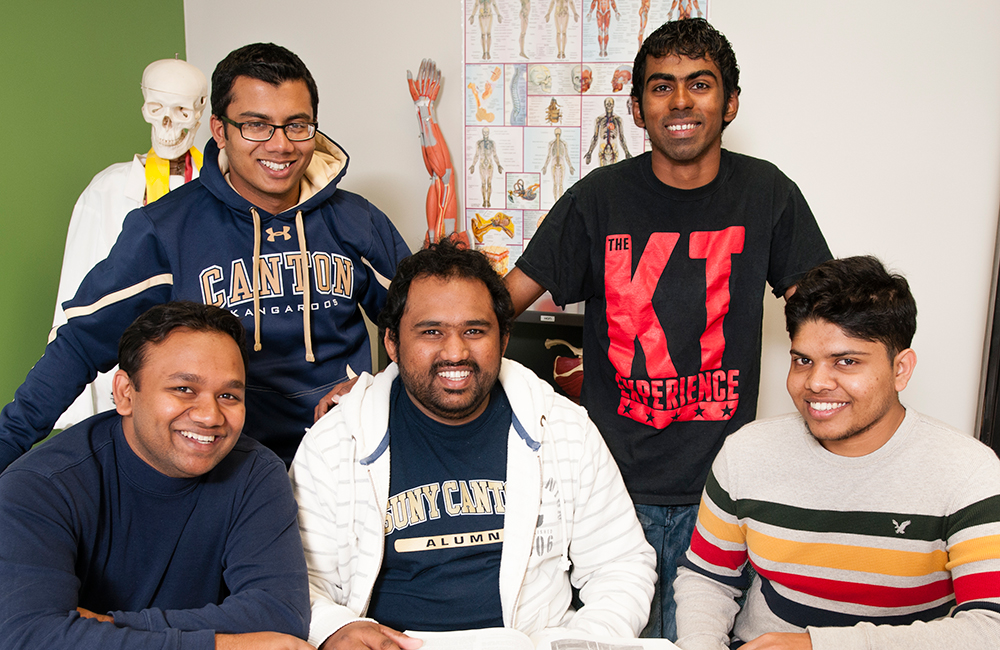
[439, 369, 471, 381]
[667, 123, 697, 132]
[180, 431, 216, 444]
[261, 160, 291, 171]
[810, 401, 847, 411]
[157, 130, 188, 146]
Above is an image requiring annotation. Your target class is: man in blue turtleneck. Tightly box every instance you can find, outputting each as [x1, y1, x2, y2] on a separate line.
[0, 303, 310, 650]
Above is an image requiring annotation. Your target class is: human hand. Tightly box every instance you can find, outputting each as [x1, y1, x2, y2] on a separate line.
[740, 632, 812, 650]
[215, 631, 316, 650]
[319, 621, 423, 650]
[76, 607, 114, 623]
[314, 377, 360, 422]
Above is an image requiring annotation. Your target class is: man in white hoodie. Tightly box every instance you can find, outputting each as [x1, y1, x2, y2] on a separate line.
[291, 240, 656, 650]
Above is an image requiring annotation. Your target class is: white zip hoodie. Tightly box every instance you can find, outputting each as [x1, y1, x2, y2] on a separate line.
[291, 358, 656, 647]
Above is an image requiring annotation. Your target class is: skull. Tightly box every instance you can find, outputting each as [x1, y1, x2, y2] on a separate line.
[571, 65, 583, 93]
[528, 65, 552, 94]
[141, 59, 208, 160]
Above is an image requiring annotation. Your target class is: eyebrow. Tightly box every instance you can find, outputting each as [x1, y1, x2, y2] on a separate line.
[646, 69, 718, 85]
[167, 372, 246, 390]
[236, 110, 314, 122]
[789, 348, 872, 358]
[411, 319, 494, 328]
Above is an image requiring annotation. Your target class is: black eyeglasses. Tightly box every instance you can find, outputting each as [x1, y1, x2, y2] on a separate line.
[219, 116, 318, 142]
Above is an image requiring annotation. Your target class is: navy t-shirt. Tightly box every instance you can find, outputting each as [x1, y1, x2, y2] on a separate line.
[366, 378, 511, 631]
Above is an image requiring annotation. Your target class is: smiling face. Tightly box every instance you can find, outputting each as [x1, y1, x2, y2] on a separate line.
[787, 319, 915, 457]
[631, 53, 738, 189]
[385, 275, 507, 425]
[209, 76, 315, 215]
[114, 327, 246, 478]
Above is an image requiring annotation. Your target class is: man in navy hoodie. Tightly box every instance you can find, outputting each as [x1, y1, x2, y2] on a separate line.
[0, 43, 410, 470]
[0, 302, 311, 650]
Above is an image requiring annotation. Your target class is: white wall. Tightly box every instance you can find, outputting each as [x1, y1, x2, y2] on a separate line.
[185, 0, 1000, 435]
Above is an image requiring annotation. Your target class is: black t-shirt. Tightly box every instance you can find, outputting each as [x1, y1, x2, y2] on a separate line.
[517, 150, 831, 505]
[366, 378, 511, 631]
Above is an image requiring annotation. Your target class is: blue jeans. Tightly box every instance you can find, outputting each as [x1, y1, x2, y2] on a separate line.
[634, 503, 700, 642]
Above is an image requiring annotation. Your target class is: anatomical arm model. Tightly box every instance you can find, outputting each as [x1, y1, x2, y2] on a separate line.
[407, 59, 466, 246]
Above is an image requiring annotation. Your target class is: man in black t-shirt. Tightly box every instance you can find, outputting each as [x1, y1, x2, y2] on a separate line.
[505, 18, 831, 642]
[292, 241, 656, 650]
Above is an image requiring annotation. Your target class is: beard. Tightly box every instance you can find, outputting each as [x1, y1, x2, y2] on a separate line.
[397, 358, 501, 423]
[803, 394, 893, 444]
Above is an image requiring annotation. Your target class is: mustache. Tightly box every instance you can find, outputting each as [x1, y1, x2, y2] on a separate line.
[432, 361, 480, 373]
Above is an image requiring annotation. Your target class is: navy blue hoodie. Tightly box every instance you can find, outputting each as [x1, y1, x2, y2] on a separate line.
[0, 134, 409, 467]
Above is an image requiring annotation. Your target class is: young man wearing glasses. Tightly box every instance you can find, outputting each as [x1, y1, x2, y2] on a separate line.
[0, 43, 410, 470]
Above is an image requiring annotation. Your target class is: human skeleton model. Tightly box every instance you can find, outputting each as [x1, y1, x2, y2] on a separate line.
[407, 59, 464, 246]
[638, 0, 651, 47]
[542, 127, 575, 202]
[668, 0, 703, 20]
[470, 0, 503, 60]
[584, 97, 631, 166]
[545, 0, 579, 60]
[588, 0, 619, 57]
[469, 127, 503, 208]
[50, 58, 207, 430]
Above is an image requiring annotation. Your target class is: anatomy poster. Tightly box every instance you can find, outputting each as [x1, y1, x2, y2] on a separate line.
[463, 0, 709, 276]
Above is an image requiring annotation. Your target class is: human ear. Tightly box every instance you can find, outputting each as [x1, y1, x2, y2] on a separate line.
[210, 115, 227, 149]
[723, 91, 739, 125]
[112, 369, 135, 417]
[893, 348, 917, 392]
[384, 331, 399, 364]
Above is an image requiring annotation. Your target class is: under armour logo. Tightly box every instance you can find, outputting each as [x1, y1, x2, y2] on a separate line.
[893, 519, 911, 534]
[266, 226, 291, 242]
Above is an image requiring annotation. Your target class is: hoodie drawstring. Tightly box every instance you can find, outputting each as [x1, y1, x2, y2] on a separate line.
[250, 207, 263, 352]
[295, 210, 315, 363]
[248, 208, 315, 362]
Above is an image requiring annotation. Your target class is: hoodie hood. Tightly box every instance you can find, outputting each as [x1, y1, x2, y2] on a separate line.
[198, 131, 351, 360]
[200, 131, 349, 220]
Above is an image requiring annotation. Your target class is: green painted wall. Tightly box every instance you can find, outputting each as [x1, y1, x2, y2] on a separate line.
[0, 2, 186, 409]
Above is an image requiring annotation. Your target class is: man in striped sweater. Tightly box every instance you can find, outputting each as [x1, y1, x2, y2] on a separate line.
[673, 256, 1000, 650]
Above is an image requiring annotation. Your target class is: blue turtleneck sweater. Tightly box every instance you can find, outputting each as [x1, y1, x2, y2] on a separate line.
[0, 410, 309, 649]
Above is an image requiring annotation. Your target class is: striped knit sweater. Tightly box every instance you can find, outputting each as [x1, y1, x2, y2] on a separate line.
[674, 409, 1000, 650]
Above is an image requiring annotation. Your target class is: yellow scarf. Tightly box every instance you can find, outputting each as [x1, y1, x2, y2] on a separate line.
[145, 147, 204, 204]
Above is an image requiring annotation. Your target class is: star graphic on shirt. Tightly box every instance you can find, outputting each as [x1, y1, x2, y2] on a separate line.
[722, 404, 733, 417]
[621, 403, 632, 416]
[672, 411, 681, 421]
[694, 405, 705, 418]
[646, 412, 655, 423]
